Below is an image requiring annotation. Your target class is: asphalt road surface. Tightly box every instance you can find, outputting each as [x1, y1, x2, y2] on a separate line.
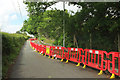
[9, 41, 108, 78]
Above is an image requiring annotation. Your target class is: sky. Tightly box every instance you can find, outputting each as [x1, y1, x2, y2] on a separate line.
[0, 0, 79, 33]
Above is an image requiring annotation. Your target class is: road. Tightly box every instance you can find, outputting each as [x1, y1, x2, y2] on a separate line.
[9, 41, 108, 78]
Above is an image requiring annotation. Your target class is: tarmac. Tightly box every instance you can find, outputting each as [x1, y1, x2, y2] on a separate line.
[9, 41, 108, 78]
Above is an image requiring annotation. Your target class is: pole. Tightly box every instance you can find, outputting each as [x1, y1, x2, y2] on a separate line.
[63, 1, 65, 47]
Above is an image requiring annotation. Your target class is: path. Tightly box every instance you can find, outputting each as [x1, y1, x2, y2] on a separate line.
[9, 41, 108, 78]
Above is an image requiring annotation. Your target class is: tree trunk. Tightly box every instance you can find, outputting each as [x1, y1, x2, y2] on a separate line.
[90, 33, 92, 49]
[74, 34, 75, 46]
[74, 34, 78, 48]
[118, 32, 120, 52]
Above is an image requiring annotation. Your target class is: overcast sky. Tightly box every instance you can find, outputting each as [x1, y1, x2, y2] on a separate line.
[0, 0, 79, 33]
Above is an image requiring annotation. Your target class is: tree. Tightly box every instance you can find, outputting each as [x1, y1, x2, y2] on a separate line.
[21, 2, 120, 52]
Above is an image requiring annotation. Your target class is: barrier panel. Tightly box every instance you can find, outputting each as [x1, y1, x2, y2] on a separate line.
[29, 38, 120, 79]
[107, 52, 120, 78]
[34, 43, 36, 50]
[34, 43, 37, 50]
[41, 45, 46, 55]
[51, 46, 56, 59]
[36, 43, 38, 50]
[82, 49, 108, 75]
[38, 45, 42, 53]
[52, 46, 66, 61]
[37, 44, 44, 54]
[66, 47, 84, 64]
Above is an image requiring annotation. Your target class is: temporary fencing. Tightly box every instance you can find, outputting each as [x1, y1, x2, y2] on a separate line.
[82, 49, 108, 75]
[66, 48, 84, 64]
[29, 38, 120, 79]
[107, 52, 120, 78]
[52, 46, 66, 61]
[29, 38, 37, 41]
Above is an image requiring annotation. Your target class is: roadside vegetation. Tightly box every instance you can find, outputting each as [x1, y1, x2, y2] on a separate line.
[2, 32, 29, 79]
[38, 36, 54, 46]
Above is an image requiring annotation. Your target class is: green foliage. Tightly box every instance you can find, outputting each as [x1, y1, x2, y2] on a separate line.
[22, 2, 120, 52]
[40, 36, 46, 41]
[2, 32, 29, 79]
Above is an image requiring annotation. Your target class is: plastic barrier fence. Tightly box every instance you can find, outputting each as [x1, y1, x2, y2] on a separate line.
[37, 44, 41, 53]
[82, 49, 108, 75]
[52, 46, 66, 61]
[66, 47, 84, 64]
[51, 46, 56, 59]
[40, 45, 46, 55]
[29, 38, 120, 79]
[107, 52, 120, 78]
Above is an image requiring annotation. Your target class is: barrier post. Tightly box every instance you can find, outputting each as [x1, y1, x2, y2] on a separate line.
[76, 48, 84, 67]
[41, 45, 46, 56]
[65, 50, 69, 63]
[82, 49, 87, 69]
[65, 47, 69, 63]
[51, 46, 55, 59]
[65, 51, 69, 63]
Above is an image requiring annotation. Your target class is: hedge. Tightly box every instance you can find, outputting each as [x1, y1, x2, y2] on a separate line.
[2, 32, 29, 79]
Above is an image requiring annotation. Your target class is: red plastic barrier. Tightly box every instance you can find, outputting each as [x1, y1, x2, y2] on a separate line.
[108, 52, 120, 76]
[34, 43, 37, 50]
[31, 42, 37, 50]
[82, 49, 108, 71]
[29, 38, 120, 78]
[118, 52, 120, 77]
[31, 42, 34, 48]
[52, 46, 65, 59]
[66, 47, 84, 63]
[41, 45, 46, 55]
[51, 46, 56, 58]
[38, 45, 42, 52]
[30, 41, 34, 49]
[33, 43, 35, 49]
[35, 43, 38, 51]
